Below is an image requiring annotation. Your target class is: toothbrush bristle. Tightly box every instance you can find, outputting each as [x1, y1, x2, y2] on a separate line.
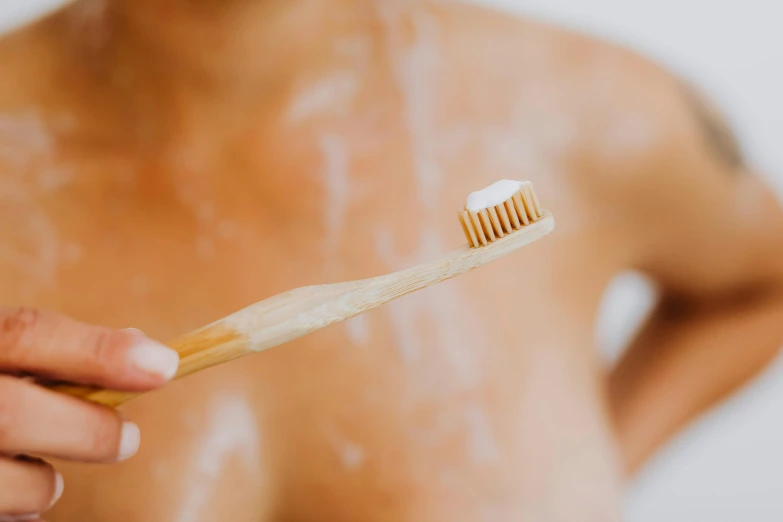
[459, 182, 542, 248]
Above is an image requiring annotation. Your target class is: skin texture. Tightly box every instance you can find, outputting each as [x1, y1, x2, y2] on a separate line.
[0, 0, 782, 520]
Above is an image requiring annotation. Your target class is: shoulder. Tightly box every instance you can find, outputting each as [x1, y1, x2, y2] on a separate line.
[424, 2, 701, 202]
[426, 1, 691, 162]
[422, 3, 779, 293]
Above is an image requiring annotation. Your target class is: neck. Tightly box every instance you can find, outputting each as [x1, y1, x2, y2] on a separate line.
[110, 0, 331, 94]
[54, 0, 378, 157]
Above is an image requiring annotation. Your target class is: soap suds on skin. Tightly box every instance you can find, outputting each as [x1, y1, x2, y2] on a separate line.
[463, 403, 500, 464]
[345, 314, 371, 347]
[174, 395, 260, 522]
[0, 114, 65, 285]
[385, 297, 424, 364]
[324, 424, 366, 471]
[377, 5, 442, 210]
[0, 181, 59, 285]
[287, 71, 360, 124]
[320, 133, 351, 241]
[372, 226, 425, 364]
[0, 111, 76, 193]
[371, 5, 488, 389]
[334, 35, 372, 62]
[374, 225, 486, 390]
[319, 132, 353, 277]
[339, 441, 365, 470]
[0, 112, 54, 170]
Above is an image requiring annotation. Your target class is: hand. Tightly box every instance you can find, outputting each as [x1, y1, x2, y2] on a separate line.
[0, 308, 179, 521]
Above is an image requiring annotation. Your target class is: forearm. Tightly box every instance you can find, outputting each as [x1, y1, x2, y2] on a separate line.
[608, 288, 783, 474]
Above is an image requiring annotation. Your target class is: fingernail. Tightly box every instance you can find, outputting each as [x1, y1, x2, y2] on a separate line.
[50, 472, 64, 508]
[118, 421, 141, 461]
[127, 339, 179, 380]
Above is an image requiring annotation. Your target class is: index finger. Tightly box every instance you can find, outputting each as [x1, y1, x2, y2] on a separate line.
[0, 308, 179, 391]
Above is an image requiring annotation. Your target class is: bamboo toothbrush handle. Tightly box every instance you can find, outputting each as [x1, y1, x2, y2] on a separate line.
[50, 321, 252, 406]
[50, 212, 554, 407]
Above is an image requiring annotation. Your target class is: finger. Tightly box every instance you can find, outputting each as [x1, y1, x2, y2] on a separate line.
[0, 308, 178, 391]
[0, 512, 44, 520]
[0, 377, 140, 463]
[0, 457, 62, 518]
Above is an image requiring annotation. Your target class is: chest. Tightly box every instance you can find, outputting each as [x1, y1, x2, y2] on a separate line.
[0, 100, 508, 332]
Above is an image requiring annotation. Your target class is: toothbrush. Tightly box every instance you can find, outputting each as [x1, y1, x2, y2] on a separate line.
[51, 180, 554, 407]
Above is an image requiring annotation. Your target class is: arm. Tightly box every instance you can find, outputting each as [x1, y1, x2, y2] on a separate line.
[607, 81, 783, 473]
[609, 287, 783, 473]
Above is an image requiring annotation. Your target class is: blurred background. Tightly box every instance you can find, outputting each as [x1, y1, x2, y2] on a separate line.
[2, 1, 782, 520]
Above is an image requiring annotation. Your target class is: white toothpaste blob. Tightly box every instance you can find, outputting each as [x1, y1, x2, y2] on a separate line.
[465, 179, 527, 212]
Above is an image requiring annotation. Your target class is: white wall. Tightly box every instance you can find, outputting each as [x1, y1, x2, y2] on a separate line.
[0, 0, 64, 34]
[3, 1, 783, 520]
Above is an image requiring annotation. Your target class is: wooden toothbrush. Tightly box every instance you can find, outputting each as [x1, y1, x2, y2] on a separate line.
[52, 180, 554, 407]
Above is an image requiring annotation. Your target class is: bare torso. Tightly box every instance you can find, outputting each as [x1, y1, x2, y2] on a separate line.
[1, 1, 779, 521]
